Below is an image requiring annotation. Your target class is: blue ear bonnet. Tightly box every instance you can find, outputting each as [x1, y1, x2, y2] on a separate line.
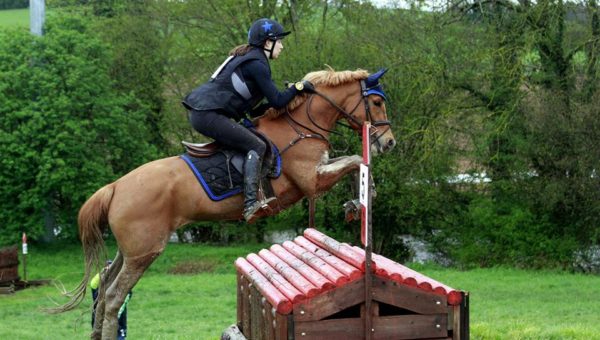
[365, 68, 388, 100]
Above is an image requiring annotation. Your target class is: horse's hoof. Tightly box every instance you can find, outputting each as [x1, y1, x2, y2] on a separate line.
[244, 209, 266, 224]
[90, 330, 101, 340]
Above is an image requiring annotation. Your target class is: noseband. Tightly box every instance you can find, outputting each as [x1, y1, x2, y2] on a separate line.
[280, 80, 391, 155]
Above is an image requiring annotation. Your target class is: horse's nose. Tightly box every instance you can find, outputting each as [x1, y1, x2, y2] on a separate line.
[382, 139, 396, 152]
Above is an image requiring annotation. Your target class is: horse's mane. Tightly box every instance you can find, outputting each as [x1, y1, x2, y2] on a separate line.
[264, 67, 369, 119]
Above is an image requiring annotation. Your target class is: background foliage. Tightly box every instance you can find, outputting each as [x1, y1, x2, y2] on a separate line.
[0, 0, 27, 10]
[0, 15, 157, 244]
[1, 0, 599, 270]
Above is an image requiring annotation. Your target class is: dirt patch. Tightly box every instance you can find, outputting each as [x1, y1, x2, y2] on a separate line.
[168, 260, 217, 275]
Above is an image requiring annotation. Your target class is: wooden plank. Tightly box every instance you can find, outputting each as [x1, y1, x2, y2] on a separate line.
[372, 277, 447, 315]
[263, 298, 275, 340]
[274, 313, 288, 340]
[237, 272, 243, 330]
[372, 301, 379, 317]
[12, 279, 49, 288]
[372, 314, 447, 339]
[365, 242, 373, 340]
[452, 292, 469, 340]
[0, 285, 15, 294]
[295, 318, 365, 340]
[0, 266, 19, 283]
[295, 315, 447, 339]
[250, 284, 263, 340]
[463, 293, 470, 339]
[0, 246, 18, 267]
[241, 276, 251, 337]
[293, 278, 365, 322]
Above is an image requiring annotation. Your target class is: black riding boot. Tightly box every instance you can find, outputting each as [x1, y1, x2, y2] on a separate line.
[243, 150, 265, 223]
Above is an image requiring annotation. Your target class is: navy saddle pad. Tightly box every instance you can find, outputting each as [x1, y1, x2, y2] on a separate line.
[180, 147, 281, 201]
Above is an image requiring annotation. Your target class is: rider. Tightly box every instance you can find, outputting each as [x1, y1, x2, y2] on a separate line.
[182, 18, 315, 222]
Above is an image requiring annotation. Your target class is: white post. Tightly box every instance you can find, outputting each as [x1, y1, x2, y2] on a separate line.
[30, 0, 45, 36]
[22, 233, 28, 281]
[361, 122, 373, 340]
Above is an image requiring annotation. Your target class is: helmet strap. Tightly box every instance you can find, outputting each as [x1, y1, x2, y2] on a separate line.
[264, 39, 276, 59]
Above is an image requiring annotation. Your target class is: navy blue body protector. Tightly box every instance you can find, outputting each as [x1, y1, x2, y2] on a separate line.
[182, 48, 269, 121]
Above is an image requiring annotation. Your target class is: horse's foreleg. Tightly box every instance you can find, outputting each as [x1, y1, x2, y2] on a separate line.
[314, 154, 363, 195]
[102, 251, 161, 340]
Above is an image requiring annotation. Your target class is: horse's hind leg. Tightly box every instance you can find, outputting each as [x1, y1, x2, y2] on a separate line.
[101, 251, 161, 340]
[91, 252, 123, 340]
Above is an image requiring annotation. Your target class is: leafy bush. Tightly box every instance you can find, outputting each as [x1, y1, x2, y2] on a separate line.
[0, 15, 157, 246]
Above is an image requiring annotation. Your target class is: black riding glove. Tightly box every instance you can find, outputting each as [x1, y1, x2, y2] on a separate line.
[294, 80, 316, 93]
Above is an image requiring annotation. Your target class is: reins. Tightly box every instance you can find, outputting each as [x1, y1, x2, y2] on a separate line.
[279, 80, 391, 155]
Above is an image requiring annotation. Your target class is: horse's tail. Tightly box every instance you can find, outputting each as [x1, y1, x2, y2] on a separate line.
[46, 183, 115, 314]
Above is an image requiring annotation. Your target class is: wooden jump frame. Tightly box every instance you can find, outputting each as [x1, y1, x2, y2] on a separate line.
[226, 123, 469, 340]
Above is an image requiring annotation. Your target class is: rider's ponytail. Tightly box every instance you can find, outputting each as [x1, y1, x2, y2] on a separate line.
[230, 44, 253, 56]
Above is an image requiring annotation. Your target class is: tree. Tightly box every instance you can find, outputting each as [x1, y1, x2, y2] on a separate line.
[0, 15, 157, 246]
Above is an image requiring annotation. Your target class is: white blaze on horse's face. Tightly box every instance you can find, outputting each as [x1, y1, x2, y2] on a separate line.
[366, 94, 396, 156]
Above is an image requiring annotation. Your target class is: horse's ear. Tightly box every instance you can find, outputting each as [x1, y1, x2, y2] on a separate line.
[366, 68, 388, 86]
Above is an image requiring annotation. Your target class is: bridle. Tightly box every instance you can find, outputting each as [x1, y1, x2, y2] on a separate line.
[280, 80, 391, 155]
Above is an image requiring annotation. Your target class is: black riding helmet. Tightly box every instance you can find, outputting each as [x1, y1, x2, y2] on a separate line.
[247, 18, 290, 59]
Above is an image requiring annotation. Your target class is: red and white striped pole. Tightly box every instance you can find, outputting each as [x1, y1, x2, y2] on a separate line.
[360, 123, 373, 339]
[360, 122, 372, 246]
[22, 232, 28, 282]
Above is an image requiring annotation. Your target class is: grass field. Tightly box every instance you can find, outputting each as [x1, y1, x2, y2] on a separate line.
[0, 8, 29, 28]
[1, 241, 600, 339]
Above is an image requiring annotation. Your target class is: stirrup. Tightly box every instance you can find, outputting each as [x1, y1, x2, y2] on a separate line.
[243, 198, 276, 224]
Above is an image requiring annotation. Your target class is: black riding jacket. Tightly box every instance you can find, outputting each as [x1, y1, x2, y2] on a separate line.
[182, 47, 298, 121]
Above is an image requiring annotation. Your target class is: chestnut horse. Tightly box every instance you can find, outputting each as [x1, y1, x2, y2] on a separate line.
[52, 68, 395, 339]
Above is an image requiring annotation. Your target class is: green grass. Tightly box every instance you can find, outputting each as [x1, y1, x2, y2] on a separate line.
[0, 8, 29, 28]
[1, 242, 600, 339]
[414, 264, 600, 339]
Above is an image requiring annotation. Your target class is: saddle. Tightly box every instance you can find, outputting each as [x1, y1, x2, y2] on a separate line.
[180, 129, 281, 203]
[181, 142, 221, 158]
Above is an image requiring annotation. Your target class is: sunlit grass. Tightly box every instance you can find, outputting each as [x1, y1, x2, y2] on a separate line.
[0, 8, 29, 28]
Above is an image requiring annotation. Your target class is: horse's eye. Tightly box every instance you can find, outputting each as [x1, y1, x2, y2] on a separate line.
[373, 101, 382, 107]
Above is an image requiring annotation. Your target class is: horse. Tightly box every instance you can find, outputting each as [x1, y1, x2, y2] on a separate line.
[51, 67, 396, 339]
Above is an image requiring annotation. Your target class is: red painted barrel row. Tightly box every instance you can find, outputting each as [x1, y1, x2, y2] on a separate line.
[235, 235, 363, 314]
[257, 249, 321, 298]
[350, 245, 463, 305]
[235, 258, 293, 314]
[294, 236, 362, 281]
[303, 229, 461, 305]
[303, 228, 372, 271]
[235, 228, 463, 314]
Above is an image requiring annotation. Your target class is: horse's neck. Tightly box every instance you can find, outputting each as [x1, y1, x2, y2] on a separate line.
[288, 88, 350, 133]
[257, 84, 356, 157]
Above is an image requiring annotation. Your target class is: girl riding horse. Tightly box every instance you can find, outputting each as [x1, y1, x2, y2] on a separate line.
[183, 18, 315, 223]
